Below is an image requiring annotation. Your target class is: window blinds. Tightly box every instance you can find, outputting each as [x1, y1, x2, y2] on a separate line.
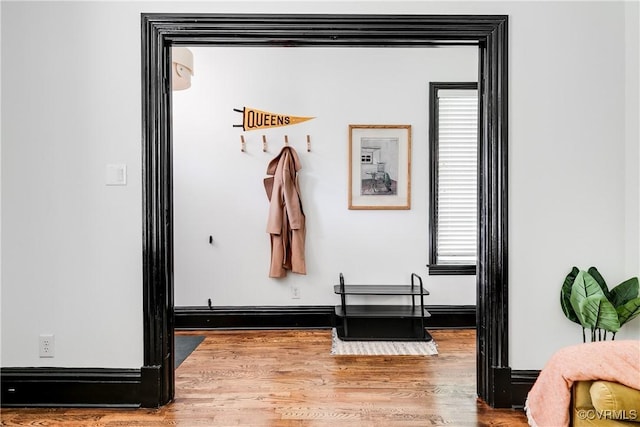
[436, 90, 478, 265]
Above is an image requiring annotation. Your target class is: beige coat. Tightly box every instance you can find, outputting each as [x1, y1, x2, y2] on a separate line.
[264, 146, 306, 278]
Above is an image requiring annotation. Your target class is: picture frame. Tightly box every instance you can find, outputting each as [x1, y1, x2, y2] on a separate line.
[348, 124, 411, 210]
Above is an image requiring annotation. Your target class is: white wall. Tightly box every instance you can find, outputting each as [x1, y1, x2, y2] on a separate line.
[173, 46, 478, 307]
[626, 1, 640, 278]
[0, 0, 3, 364]
[508, 1, 640, 368]
[1, 1, 637, 371]
[1, 1, 145, 368]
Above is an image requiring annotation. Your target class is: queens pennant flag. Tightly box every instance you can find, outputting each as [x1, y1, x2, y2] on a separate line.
[233, 107, 315, 131]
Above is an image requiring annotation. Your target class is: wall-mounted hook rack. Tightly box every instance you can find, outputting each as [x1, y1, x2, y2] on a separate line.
[239, 134, 313, 154]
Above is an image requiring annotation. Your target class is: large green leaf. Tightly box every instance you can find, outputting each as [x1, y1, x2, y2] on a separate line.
[561, 267, 580, 324]
[610, 277, 639, 308]
[570, 271, 606, 328]
[616, 297, 640, 326]
[587, 266, 611, 299]
[577, 295, 620, 333]
[594, 297, 620, 333]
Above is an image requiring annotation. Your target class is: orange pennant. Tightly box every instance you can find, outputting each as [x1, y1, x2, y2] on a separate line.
[233, 107, 315, 131]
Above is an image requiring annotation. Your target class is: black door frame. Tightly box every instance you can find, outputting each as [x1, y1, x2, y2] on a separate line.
[141, 13, 509, 408]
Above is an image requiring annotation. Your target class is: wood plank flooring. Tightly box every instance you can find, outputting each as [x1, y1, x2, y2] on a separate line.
[1, 329, 528, 426]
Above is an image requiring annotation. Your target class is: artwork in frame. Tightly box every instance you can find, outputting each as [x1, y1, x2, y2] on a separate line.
[348, 124, 411, 210]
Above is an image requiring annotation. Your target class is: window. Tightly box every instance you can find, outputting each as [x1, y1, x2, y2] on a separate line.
[428, 82, 478, 275]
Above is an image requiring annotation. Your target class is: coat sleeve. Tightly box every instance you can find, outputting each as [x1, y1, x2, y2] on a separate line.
[282, 151, 304, 230]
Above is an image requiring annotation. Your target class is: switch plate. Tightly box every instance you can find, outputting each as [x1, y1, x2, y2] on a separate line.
[291, 286, 301, 299]
[106, 164, 127, 186]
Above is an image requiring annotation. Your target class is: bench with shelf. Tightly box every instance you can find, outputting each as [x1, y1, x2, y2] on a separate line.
[334, 273, 432, 341]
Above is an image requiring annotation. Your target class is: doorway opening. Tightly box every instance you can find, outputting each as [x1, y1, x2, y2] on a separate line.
[141, 13, 508, 408]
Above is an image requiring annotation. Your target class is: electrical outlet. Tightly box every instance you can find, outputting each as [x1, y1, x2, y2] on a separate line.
[291, 286, 301, 299]
[39, 334, 54, 358]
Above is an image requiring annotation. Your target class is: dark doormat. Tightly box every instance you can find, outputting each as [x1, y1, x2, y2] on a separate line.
[175, 335, 205, 368]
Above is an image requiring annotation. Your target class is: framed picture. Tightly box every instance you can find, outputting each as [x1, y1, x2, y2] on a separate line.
[349, 124, 411, 210]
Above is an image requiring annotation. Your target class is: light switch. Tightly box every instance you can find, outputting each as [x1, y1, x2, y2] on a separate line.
[106, 164, 127, 186]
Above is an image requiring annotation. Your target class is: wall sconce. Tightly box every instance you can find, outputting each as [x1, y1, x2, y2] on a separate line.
[172, 47, 194, 91]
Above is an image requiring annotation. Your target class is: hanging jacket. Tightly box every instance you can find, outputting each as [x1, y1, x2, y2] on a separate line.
[264, 146, 306, 278]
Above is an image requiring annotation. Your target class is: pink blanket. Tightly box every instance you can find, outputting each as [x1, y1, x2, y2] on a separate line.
[525, 340, 640, 427]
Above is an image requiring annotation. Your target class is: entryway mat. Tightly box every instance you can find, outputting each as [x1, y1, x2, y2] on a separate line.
[330, 329, 438, 356]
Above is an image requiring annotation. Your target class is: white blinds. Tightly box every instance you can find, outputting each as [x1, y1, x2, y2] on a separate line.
[436, 90, 478, 265]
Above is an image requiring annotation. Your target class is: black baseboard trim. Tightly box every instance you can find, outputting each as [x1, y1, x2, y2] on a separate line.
[1, 364, 537, 409]
[175, 305, 477, 330]
[175, 305, 335, 329]
[0, 368, 142, 408]
[425, 305, 476, 329]
[510, 370, 539, 409]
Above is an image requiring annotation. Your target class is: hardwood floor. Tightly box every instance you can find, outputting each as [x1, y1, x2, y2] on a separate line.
[1, 329, 528, 426]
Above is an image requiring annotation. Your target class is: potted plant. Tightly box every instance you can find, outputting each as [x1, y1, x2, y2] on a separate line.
[560, 266, 640, 342]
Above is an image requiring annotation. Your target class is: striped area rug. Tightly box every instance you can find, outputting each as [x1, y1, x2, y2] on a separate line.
[330, 329, 438, 356]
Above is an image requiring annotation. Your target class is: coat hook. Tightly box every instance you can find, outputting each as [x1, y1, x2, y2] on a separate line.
[209, 236, 213, 244]
[262, 135, 267, 152]
[240, 135, 246, 152]
[284, 135, 289, 146]
[306, 135, 311, 152]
